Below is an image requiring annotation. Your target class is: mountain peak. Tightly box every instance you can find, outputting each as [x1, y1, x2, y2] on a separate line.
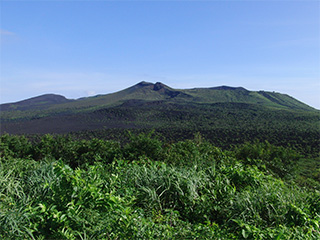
[136, 81, 154, 87]
[134, 81, 170, 90]
[123, 81, 181, 99]
[153, 82, 170, 91]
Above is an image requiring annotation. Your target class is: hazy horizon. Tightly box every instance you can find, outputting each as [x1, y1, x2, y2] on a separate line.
[1, 1, 319, 108]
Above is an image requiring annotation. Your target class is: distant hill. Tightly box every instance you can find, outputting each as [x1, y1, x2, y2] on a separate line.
[1, 94, 72, 111]
[0, 82, 319, 151]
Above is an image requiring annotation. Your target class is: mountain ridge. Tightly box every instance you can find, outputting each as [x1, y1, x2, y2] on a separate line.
[0, 81, 319, 137]
[0, 81, 316, 112]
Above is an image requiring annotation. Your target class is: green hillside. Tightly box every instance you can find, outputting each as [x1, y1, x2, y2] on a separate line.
[0, 82, 319, 155]
[0, 81, 315, 114]
[54, 81, 315, 111]
[0, 94, 72, 111]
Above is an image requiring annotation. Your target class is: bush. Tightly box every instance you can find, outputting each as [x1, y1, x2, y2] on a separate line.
[122, 131, 164, 162]
[234, 140, 301, 178]
[0, 134, 32, 159]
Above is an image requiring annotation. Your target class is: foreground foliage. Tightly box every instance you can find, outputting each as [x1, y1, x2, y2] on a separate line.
[0, 133, 319, 239]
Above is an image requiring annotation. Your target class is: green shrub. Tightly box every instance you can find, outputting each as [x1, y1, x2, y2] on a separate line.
[122, 131, 164, 162]
[0, 134, 32, 159]
[234, 140, 301, 178]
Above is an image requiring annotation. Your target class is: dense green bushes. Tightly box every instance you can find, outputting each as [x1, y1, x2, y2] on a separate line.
[0, 133, 319, 239]
[0, 134, 122, 168]
[234, 141, 301, 179]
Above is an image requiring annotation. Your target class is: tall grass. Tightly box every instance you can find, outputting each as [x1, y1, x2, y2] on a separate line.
[0, 134, 319, 239]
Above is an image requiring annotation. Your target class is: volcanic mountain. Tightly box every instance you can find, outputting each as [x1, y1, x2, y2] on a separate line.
[0, 81, 318, 136]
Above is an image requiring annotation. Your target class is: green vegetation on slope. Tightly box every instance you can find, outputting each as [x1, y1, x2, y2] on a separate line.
[0, 133, 319, 239]
[2, 101, 319, 158]
[1, 83, 318, 158]
[1, 82, 316, 121]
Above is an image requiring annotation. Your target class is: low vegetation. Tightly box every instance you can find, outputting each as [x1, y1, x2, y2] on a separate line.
[1, 133, 319, 239]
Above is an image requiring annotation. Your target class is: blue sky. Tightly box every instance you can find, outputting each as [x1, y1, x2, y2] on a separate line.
[1, 1, 319, 108]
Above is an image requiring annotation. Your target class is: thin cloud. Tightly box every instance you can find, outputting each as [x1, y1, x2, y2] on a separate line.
[0, 29, 15, 36]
